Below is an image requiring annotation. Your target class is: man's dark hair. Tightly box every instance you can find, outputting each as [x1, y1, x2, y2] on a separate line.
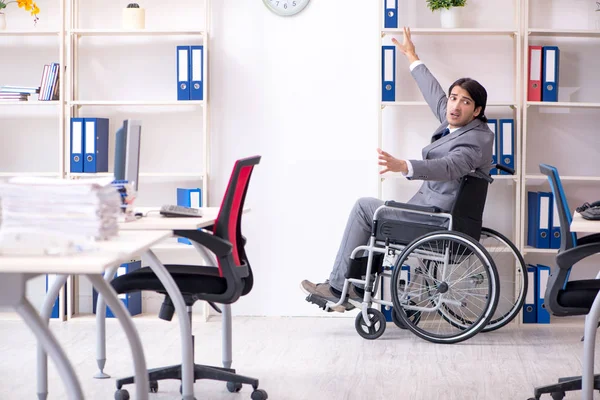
[448, 78, 488, 123]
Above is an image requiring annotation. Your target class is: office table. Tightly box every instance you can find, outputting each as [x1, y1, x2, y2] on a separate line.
[570, 212, 600, 400]
[1, 230, 171, 400]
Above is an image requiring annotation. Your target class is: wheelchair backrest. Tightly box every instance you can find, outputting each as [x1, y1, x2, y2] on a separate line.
[449, 175, 489, 240]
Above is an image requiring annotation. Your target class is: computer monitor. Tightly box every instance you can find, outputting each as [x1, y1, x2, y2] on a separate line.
[114, 119, 142, 191]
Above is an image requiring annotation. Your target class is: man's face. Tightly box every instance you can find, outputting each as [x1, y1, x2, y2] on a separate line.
[446, 85, 482, 128]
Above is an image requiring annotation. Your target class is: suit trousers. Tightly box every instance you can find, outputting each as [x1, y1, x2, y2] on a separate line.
[328, 197, 398, 291]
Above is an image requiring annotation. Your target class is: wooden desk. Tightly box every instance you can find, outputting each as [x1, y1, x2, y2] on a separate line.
[1, 230, 170, 400]
[570, 212, 600, 400]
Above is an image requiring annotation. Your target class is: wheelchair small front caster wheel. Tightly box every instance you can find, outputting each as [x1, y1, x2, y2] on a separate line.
[354, 308, 386, 340]
[227, 381, 243, 392]
[251, 388, 268, 400]
[149, 380, 158, 393]
[551, 392, 565, 400]
[114, 389, 130, 400]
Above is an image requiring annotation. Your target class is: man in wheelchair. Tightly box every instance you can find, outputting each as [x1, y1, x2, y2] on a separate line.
[301, 26, 495, 314]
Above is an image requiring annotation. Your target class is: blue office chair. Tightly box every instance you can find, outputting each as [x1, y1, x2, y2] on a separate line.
[529, 164, 600, 400]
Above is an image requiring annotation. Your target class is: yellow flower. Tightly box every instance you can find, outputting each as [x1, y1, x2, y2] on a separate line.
[24, 0, 32, 11]
[17, 0, 27, 9]
[31, 2, 39, 15]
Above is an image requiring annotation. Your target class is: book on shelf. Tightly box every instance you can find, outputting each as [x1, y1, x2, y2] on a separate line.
[0, 93, 30, 102]
[38, 62, 60, 101]
[0, 86, 40, 102]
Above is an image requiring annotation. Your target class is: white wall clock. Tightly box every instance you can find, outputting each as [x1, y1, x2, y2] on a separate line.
[262, 0, 310, 16]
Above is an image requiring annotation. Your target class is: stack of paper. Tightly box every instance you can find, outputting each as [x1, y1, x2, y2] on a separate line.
[0, 177, 122, 255]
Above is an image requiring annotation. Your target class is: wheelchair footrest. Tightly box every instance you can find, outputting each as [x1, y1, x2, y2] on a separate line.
[305, 294, 331, 311]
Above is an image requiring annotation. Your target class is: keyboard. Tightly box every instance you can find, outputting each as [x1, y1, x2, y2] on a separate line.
[159, 205, 203, 218]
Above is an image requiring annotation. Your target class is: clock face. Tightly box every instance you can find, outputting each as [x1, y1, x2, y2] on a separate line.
[262, 0, 310, 16]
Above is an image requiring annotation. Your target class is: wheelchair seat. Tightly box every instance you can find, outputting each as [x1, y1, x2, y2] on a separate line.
[376, 174, 489, 246]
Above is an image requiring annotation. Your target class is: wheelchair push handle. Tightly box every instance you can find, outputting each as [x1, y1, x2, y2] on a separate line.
[494, 164, 515, 175]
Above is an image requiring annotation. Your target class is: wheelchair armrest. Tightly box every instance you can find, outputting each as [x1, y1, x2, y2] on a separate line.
[556, 242, 600, 270]
[384, 201, 442, 214]
[576, 233, 600, 246]
[470, 169, 493, 183]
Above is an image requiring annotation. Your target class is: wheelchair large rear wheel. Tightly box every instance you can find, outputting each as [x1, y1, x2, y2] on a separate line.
[391, 231, 499, 344]
[479, 227, 527, 332]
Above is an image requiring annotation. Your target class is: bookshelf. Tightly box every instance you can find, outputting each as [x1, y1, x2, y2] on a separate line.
[64, 0, 211, 318]
[66, 0, 210, 207]
[0, 0, 211, 318]
[520, 0, 600, 264]
[378, 0, 524, 326]
[379, 0, 600, 326]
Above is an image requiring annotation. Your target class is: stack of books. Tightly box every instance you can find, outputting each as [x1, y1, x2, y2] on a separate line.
[0, 86, 40, 102]
[0, 177, 122, 255]
[39, 62, 60, 101]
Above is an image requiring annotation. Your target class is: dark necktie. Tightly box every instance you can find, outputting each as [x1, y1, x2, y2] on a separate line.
[441, 128, 450, 138]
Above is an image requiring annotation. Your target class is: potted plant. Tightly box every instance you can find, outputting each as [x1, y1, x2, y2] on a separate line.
[122, 3, 145, 30]
[426, 0, 467, 29]
[0, 0, 40, 30]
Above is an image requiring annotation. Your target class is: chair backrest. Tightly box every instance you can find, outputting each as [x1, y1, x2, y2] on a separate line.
[213, 156, 261, 278]
[539, 164, 577, 252]
[539, 164, 579, 314]
[449, 174, 489, 240]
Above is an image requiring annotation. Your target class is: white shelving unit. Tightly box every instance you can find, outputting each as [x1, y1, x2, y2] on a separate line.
[378, 0, 523, 247]
[62, 0, 212, 318]
[377, 0, 524, 328]
[520, 0, 600, 253]
[66, 0, 210, 208]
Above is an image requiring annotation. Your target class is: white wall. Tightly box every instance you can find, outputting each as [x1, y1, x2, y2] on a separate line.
[208, 0, 379, 316]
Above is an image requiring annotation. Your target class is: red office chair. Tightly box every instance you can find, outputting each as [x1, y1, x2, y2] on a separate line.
[110, 156, 267, 400]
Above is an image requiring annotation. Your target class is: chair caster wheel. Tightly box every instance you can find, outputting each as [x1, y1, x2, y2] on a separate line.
[251, 388, 268, 400]
[227, 381, 243, 392]
[149, 380, 158, 393]
[114, 389, 130, 400]
[551, 392, 565, 400]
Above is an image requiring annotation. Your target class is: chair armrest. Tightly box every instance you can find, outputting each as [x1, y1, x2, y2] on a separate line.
[173, 229, 232, 258]
[556, 242, 600, 270]
[576, 233, 600, 246]
[384, 201, 442, 214]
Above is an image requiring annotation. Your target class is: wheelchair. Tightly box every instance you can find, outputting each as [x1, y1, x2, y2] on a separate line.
[309, 165, 527, 344]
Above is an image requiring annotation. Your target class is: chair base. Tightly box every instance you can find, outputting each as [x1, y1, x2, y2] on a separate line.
[115, 362, 260, 393]
[529, 374, 600, 399]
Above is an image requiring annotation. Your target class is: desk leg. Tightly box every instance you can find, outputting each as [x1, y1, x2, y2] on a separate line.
[144, 250, 195, 400]
[582, 291, 600, 400]
[16, 297, 84, 400]
[36, 274, 69, 400]
[94, 264, 119, 379]
[87, 275, 149, 400]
